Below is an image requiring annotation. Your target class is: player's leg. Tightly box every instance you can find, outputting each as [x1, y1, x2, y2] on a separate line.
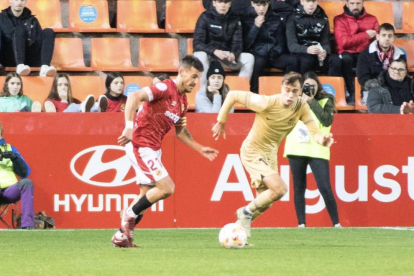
[251, 187, 273, 222]
[309, 158, 340, 227]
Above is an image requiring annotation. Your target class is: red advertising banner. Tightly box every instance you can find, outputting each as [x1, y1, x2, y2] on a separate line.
[0, 113, 413, 229]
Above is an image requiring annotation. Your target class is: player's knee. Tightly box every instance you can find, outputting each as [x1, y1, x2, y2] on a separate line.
[270, 183, 287, 200]
[161, 185, 175, 199]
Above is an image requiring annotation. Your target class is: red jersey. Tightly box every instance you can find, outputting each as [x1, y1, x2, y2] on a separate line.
[49, 100, 69, 112]
[132, 79, 188, 150]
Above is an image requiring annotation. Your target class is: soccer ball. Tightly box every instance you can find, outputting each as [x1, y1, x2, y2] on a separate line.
[218, 223, 247, 249]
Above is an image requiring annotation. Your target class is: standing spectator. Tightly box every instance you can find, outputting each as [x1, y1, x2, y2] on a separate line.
[0, 122, 34, 229]
[286, 0, 342, 76]
[334, 0, 379, 105]
[196, 60, 233, 113]
[0, 72, 36, 112]
[193, 0, 254, 93]
[0, 0, 56, 77]
[357, 23, 406, 104]
[104, 72, 127, 112]
[242, 0, 299, 93]
[366, 59, 414, 114]
[284, 71, 340, 228]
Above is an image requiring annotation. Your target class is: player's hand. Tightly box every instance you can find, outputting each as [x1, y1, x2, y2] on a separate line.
[214, 50, 227, 60]
[400, 100, 414, 114]
[316, 133, 335, 148]
[212, 121, 226, 140]
[366, 30, 377, 39]
[200, 147, 219, 161]
[227, 53, 236, 63]
[118, 128, 133, 146]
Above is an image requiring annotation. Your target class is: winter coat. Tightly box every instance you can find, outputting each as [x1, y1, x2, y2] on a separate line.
[241, 7, 286, 58]
[334, 6, 379, 54]
[366, 72, 414, 114]
[357, 41, 406, 88]
[285, 4, 330, 54]
[193, 6, 243, 59]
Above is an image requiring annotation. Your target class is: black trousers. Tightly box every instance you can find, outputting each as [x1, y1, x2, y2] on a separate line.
[288, 156, 339, 226]
[296, 53, 342, 76]
[341, 52, 359, 97]
[250, 53, 300, 93]
[0, 26, 55, 67]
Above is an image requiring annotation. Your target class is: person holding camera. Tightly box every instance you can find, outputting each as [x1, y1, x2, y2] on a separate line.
[283, 71, 340, 228]
[0, 122, 34, 229]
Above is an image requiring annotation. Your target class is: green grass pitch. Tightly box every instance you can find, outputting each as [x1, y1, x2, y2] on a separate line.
[2, 228, 414, 276]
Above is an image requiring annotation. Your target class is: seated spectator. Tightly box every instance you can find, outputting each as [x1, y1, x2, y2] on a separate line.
[104, 72, 127, 112]
[334, 0, 379, 105]
[242, 0, 299, 93]
[366, 59, 414, 114]
[193, 0, 254, 93]
[44, 73, 108, 113]
[0, 72, 36, 112]
[0, 122, 34, 229]
[196, 61, 234, 113]
[357, 23, 406, 104]
[0, 0, 56, 77]
[152, 73, 170, 85]
[286, 0, 342, 76]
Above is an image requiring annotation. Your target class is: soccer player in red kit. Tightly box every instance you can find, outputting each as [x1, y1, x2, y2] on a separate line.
[111, 55, 219, 248]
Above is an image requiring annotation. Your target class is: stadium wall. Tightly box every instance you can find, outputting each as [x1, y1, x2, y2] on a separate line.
[0, 113, 413, 229]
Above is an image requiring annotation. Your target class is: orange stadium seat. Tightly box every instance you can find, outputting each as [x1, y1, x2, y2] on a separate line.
[258, 76, 283, 96]
[69, 76, 105, 101]
[318, 76, 354, 111]
[165, 1, 205, 33]
[90, 38, 135, 71]
[402, 2, 414, 34]
[226, 76, 250, 110]
[318, 1, 343, 33]
[123, 76, 153, 96]
[187, 38, 194, 55]
[69, 0, 115, 32]
[51, 38, 91, 71]
[138, 38, 180, 72]
[117, 0, 164, 33]
[394, 39, 414, 72]
[26, 0, 68, 32]
[363, 2, 396, 30]
[1, 77, 54, 104]
[354, 77, 366, 111]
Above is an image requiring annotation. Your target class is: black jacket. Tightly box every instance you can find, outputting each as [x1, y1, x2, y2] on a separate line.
[357, 41, 407, 89]
[366, 71, 414, 114]
[286, 4, 330, 54]
[241, 7, 286, 58]
[0, 7, 42, 44]
[193, 7, 243, 59]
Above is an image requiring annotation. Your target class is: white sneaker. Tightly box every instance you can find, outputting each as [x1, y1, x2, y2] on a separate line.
[97, 95, 108, 112]
[31, 101, 42, 112]
[44, 101, 56, 112]
[39, 65, 57, 77]
[334, 223, 342, 228]
[298, 224, 306, 228]
[80, 95, 95, 112]
[16, 64, 30, 76]
[235, 207, 252, 237]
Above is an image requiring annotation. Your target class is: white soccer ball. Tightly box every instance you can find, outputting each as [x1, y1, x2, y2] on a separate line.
[218, 223, 247, 249]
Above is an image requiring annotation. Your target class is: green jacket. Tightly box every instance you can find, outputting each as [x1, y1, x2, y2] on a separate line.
[0, 95, 33, 112]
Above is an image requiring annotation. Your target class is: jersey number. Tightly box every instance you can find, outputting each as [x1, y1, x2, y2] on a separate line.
[147, 158, 161, 171]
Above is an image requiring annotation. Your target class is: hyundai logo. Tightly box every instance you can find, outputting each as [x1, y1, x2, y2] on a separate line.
[70, 145, 135, 187]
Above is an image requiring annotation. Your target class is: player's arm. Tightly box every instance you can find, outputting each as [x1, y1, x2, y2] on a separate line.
[175, 120, 219, 162]
[212, 91, 268, 140]
[118, 89, 149, 146]
[301, 104, 335, 148]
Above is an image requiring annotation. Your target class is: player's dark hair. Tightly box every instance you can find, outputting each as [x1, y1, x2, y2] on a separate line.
[378, 23, 395, 34]
[180, 55, 204, 72]
[282, 71, 303, 87]
[105, 72, 124, 95]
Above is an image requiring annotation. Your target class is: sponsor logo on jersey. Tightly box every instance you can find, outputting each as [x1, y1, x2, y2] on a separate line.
[165, 110, 180, 124]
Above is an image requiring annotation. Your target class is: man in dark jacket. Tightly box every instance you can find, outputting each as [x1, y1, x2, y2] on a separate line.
[242, 0, 299, 93]
[0, 0, 56, 77]
[0, 123, 34, 229]
[194, 0, 254, 92]
[334, 0, 379, 104]
[286, 0, 342, 76]
[366, 59, 414, 114]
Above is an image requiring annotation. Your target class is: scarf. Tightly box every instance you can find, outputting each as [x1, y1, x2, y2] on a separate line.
[377, 42, 394, 70]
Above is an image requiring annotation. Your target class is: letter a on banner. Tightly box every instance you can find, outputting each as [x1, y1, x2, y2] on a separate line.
[211, 154, 254, 201]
